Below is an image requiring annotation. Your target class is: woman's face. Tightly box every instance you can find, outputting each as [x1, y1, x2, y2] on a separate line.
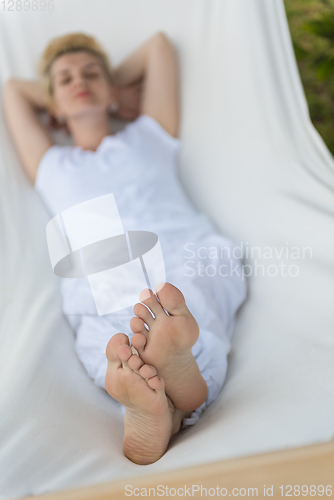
[50, 50, 115, 120]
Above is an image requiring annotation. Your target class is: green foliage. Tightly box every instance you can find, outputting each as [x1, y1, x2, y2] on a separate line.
[284, 0, 334, 154]
[304, 12, 334, 41]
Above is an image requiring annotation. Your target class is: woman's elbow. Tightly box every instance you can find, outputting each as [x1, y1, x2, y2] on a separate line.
[153, 31, 173, 46]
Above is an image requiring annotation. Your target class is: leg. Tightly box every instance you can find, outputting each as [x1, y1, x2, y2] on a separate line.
[105, 333, 191, 465]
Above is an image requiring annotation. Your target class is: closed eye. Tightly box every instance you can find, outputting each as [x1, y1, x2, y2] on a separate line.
[60, 72, 100, 85]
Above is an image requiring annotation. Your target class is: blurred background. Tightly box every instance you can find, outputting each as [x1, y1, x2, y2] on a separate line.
[285, 0, 334, 155]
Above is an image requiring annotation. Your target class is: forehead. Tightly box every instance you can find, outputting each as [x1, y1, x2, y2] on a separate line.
[51, 51, 101, 78]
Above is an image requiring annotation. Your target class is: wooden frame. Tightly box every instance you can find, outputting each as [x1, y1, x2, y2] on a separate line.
[20, 440, 334, 499]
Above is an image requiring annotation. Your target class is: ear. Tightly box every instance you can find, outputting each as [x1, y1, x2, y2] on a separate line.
[108, 83, 118, 105]
[48, 90, 64, 118]
[48, 101, 60, 118]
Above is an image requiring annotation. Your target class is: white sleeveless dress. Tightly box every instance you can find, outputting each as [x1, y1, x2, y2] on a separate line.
[35, 114, 247, 428]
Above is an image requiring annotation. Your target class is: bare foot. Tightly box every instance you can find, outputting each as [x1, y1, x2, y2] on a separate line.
[105, 332, 176, 465]
[130, 283, 208, 412]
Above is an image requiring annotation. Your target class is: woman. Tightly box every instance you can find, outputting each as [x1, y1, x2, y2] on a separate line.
[3, 32, 247, 465]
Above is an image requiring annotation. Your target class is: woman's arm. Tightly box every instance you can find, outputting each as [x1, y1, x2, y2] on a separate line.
[112, 34, 160, 87]
[6, 78, 48, 109]
[2, 78, 53, 185]
[113, 32, 179, 138]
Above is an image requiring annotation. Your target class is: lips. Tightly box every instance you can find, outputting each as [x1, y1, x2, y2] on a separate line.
[76, 90, 91, 98]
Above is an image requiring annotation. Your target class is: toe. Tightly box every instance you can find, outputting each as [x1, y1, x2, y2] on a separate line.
[155, 282, 187, 316]
[106, 333, 130, 362]
[117, 343, 133, 363]
[130, 316, 148, 335]
[131, 333, 147, 351]
[139, 364, 157, 380]
[133, 303, 154, 326]
[105, 334, 130, 397]
[139, 288, 164, 317]
[147, 375, 165, 393]
[127, 354, 144, 372]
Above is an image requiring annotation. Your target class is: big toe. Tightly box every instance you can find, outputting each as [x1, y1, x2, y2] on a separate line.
[155, 282, 187, 316]
[106, 333, 130, 362]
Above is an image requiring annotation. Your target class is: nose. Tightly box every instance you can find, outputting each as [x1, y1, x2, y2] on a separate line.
[73, 81, 90, 98]
[76, 77, 88, 88]
[72, 72, 90, 89]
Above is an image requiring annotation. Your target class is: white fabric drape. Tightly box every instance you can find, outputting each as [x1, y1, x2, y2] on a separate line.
[0, 1, 333, 498]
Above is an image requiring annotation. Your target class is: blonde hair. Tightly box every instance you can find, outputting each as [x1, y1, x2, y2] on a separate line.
[37, 32, 115, 111]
